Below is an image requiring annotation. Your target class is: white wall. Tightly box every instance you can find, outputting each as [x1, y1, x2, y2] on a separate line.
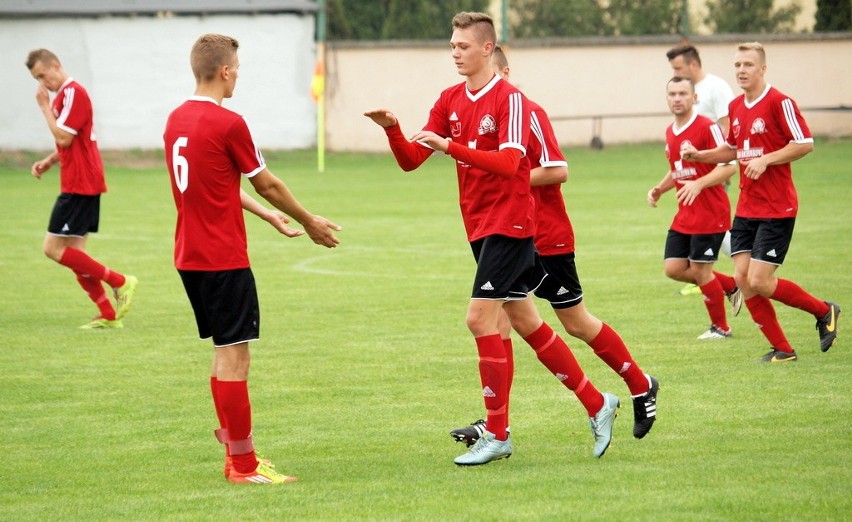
[2, 13, 316, 150]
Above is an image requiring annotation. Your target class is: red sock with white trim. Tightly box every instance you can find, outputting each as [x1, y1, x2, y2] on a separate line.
[475, 334, 509, 440]
[59, 248, 125, 288]
[217, 380, 258, 473]
[700, 278, 729, 331]
[588, 323, 649, 396]
[524, 322, 603, 416]
[75, 271, 116, 320]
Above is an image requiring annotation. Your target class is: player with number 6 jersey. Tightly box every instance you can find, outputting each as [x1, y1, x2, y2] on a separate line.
[164, 33, 340, 485]
[165, 97, 264, 271]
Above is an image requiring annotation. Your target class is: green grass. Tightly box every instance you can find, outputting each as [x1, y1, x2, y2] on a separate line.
[1, 141, 850, 520]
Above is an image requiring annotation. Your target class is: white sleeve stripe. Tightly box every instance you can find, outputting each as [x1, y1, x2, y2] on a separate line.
[530, 112, 550, 164]
[709, 124, 725, 146]
[781, 98, 805, 141]
[56, 87, 79, 136]
[508, 93, 523, 145]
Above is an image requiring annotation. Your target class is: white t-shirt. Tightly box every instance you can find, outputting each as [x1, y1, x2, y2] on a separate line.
[694, 73, 735, 124]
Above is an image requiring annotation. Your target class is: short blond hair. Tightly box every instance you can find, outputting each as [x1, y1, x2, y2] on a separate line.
[737, 41, 766, 65]
[26, 49, 59, 71]
[451, 12, 496, 46]
[191, 33, 239, 82]
[492, 45, 509, 70]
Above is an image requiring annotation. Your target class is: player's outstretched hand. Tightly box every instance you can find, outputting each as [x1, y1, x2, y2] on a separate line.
[303, 215, 342, 248]
[265, 210, 305, 238]
[363, 109, 398, 128]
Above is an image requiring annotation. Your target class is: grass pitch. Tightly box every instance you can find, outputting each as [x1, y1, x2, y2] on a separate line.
[0, 141, 849, 520]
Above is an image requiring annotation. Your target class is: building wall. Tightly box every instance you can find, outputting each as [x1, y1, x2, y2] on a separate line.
[2, 13, 316, 150]
[326, 36, 851, 152]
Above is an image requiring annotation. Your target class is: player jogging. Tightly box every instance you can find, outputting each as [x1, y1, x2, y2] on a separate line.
[366, 12, 619, 465]
[451, 46, 659, 447]
[164, 33, 341, 484]
[647, 76, 740, 340]
[682, 42, 840, 362]
[25, 49, 138, 329]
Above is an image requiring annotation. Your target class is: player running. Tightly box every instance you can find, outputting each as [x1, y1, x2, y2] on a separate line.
[682, 42, 840, 362]
[647, 76, 740, 340]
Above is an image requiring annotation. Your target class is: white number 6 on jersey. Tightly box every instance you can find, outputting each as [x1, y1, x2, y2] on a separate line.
[172, 137, 189, 193]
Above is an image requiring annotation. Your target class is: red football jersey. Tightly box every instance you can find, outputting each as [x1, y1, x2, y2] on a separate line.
[665, 113, 731, 235]
[727, 85, 812, 219]
[163, 97, 266, 271]
[422, 75, 535, 242]
[527, 102, 574, 255]
[52, 79, 107, 195]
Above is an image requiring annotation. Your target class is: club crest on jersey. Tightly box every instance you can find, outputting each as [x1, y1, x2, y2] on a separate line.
[478, 114, 497, 135]
[679, 140, 694, 157]
[750, 118, 766, 135]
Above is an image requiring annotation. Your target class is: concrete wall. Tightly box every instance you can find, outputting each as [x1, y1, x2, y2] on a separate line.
[2, 13, 316, 150]
[327, 35, 852, 151]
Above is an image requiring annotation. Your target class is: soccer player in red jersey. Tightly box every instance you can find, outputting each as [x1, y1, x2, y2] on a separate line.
[164, 33, 341, 484]
[452, 46, 659, 444]
[365, 13, 619, 465]
[648, 76, 739, 340]
[682, 42, 840, 362]
[26, 49, 138, 329]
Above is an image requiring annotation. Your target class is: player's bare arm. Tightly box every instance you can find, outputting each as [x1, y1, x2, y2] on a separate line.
[35, 84, 74, 148]
[249, 169, 341, 248]
[530, 165, 569, 187]
[676, 163, 737, 206]
[681, 143, 735, 164]
[239, 188, 304, 238]
[743, 141, 813, 180]
[647, 172, 675, 207]
[363, 109, 399, 129]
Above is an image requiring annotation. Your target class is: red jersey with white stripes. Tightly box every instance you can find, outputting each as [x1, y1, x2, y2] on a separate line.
[727, 85, 812, 219]
[52, 78, 106, 195]
[665, 112, 731, 234]
[422, 75, 534, 242]
[527, 101, 574, 255]
[164, 96, 266, 271]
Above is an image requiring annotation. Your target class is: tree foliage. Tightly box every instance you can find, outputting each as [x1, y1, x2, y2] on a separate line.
[325, 0, 816, 40]
[327, 0, 490, 40]
[704, 0, 802, 33]
[510, 0, 606, 37]
[814, 0, 852, 31]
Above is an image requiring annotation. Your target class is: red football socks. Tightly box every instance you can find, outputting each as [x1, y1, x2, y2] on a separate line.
[75, 271, 116, 320]
[524, 322, 603, 417]
[713, 271, 737, 294]
[771, 279, 830, 318]
[60, 248, 125, 288]
[745, 295, 793, 353]
[700, 278, 729, 331]
[475, 334, 509, 440]
[588, 323, 649, 396]
[216, 379, 258, 473]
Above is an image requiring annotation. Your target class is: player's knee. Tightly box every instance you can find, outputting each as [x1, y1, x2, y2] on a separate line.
[43, 245, 64, 262]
